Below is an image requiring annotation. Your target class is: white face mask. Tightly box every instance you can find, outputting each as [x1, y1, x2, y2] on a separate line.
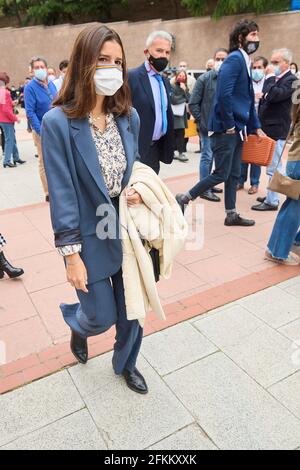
[214, 60, 223, 72]
[94, 65, 123, 96]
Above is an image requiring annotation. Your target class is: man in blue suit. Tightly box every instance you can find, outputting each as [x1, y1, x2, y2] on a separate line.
[128, 31, 175, 174]
[176, 20, 264, 227]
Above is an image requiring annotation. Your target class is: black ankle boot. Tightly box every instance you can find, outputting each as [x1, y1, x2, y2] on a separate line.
[0, 251, 24, 279]
[70, 329, 88, 364]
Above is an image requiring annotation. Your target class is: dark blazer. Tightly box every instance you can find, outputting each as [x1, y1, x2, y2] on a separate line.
[208, 50, 260, 133]
[41, 106, 140, 285]
[189, 69, 218, 135]
[258, 71, 297, 141]
[128, 64, 174, 164]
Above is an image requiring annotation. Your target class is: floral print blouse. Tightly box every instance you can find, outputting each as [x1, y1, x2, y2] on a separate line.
[89, 113, 127, 197]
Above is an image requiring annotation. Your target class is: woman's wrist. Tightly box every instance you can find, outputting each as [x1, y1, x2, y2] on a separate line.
[65, 253, 81, 265]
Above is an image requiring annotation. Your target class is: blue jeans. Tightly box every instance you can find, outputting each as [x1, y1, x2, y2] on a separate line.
[189, 132, 243, 211]
[265, 139, 285, 207]
[267, 160, 300, 260]
[240, 163, 261, 187]
[200, 132, 213, 179]
[0, 122, 20, 165]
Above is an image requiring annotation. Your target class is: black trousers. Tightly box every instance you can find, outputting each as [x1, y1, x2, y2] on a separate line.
[0, 127, 5, 153]
[141, 140, 161, 174]
[174, 128, 186, 154]
[189, 132, 243, 211]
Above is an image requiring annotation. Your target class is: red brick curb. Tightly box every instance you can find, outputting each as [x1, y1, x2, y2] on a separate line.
[1, 263, 299, 395]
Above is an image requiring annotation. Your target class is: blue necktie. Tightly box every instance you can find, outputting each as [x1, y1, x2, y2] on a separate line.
[154, 74, 168, 135]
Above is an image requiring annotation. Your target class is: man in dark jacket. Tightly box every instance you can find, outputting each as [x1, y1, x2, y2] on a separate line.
[252, 48, 297, 211]
[128, 31, 174, 174]
[189, 47, 228, 202]
[176, 20, 262, 227]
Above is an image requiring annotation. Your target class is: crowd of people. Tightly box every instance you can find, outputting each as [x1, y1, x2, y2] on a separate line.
[0, 19, 300, 394]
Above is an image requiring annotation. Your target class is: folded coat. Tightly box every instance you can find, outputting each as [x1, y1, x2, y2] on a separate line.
[119, 162, 188, 327]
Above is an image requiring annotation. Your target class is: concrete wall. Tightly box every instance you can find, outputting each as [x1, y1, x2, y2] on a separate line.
[1, 10, 300, 85]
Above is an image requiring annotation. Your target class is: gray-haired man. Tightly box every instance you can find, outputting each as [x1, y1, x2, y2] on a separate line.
[128, 31, 175, 174]
[252, 48, 297, 211]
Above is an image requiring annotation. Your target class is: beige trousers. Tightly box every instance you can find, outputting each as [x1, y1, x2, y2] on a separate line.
[33, 131, 48, 196]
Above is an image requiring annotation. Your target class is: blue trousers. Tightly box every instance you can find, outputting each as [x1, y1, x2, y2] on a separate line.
[265, 139, 285, 207]
[0, 122, 20, 165]
[199, 132, 213, 180]
[189, 132, 243, 211]
[240, 163, 261, 187]
[267, 160, 300, 260]
[61, 268, 143, 375]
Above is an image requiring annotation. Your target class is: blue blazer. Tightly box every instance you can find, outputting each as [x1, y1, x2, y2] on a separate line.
[128, 64, 174, 164]
[41, 106, 140, 285]
[208, 50, 260, 133]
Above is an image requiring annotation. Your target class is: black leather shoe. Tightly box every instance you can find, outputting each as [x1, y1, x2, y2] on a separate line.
[70, 329, 88, 364]
[257, 196, 266, 203]
[175, 193, 190, 214]
[123, 368, 148, 394]
[211, 187, 223, 194]
[0, 251, 24, 278]
[200, 191, 221, 202]
[15, 159, 26, 164]
[225, 213, 255, 226]
[45, 195, 50, 202]
[251, 202, 278, 211]
[3, 163, 16, 168]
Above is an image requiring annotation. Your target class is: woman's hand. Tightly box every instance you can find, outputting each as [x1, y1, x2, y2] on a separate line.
[126, 188, 142, 207]
[65, 253, 88, 293]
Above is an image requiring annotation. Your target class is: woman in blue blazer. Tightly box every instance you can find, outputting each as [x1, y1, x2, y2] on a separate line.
[41, 25, 148, 394]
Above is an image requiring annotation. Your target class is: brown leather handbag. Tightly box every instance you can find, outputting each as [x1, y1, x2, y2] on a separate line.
[242, 134, 276, 166]
[268, 111, 300, 201]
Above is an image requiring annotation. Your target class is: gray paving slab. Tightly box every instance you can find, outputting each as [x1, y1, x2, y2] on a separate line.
[141, 322, 218, 376]
[0, 370, 84, 446]
[188, 302, 239, 324]
[278, 319, 300, 343]
[269, 371, 300, 419]
[194, 305, 300, 388]
[194, 304, 263, 347]
[68, 351, 117, 398]
[280, 281, 300, 300]
[239, 286, 300, 329]
[278, 276, 300, 291]
[165, 352, 300, 450]
[147, 423, 217, 450]
[1, 409, 107, 450]
[84, 356, 194, 450]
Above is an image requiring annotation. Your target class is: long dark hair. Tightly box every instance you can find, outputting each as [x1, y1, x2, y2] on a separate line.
[229, 19, 259, 53]
[0, 72, 10, 85]
[54, 25, 131, 118]
[175, 70, 187, 83]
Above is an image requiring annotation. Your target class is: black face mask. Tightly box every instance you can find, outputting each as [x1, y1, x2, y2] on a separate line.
[243, 40, 260, 55]
[148, 55, 169, 72]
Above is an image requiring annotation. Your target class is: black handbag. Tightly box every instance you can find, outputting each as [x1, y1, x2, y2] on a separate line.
[141, 239, 160, 282]
[149, 247, 160, 282]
